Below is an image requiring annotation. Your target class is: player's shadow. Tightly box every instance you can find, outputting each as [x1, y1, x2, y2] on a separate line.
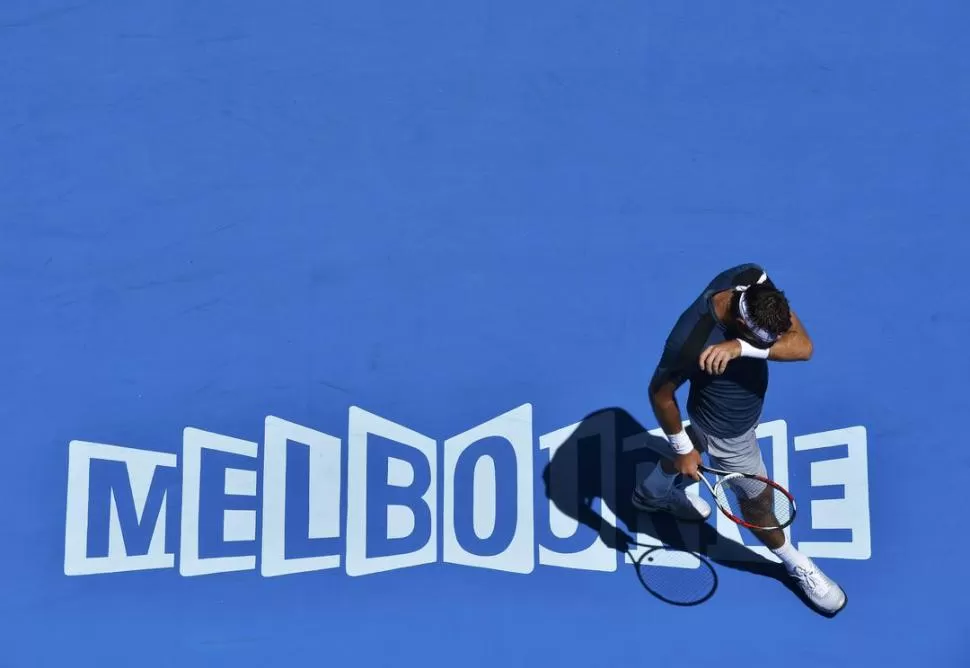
[541, 407, 828, 615]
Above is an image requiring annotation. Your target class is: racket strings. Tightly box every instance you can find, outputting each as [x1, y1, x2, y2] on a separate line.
[714, 475, 794, 529]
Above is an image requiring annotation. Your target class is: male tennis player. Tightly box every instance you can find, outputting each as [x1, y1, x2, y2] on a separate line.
[633, 262, 847, 614]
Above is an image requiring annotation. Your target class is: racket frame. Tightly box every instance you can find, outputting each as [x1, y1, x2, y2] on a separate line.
[695, 464, 796, 531]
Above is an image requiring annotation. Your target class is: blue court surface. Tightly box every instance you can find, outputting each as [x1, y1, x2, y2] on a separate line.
[2, 1, 968, 666]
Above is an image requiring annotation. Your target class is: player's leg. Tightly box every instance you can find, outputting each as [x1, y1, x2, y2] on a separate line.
[738, 491, 785, 547]
[707, 446, 785, 547]
[706, 428, 847, 614]
[632, 425, 711, 521]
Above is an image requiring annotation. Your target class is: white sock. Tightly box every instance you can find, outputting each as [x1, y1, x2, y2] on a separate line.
[771, 540, 812, 572]
[639, 461, 678, 497]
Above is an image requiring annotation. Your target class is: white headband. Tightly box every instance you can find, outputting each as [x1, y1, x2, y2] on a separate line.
[738, 290, 778, 345]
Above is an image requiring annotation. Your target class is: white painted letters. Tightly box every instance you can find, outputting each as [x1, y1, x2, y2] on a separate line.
[180, 428, 259, 576]
[794, 426, 871, 559]
[443, 403, 535, 574]
[63, 408, 872, 581]
[261, 416, 343, 577]
[65, 441, 176, 575]
[345, 406, 437, 576]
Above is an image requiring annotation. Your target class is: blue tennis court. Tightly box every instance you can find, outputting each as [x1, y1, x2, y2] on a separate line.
[1, 1, 967, 666]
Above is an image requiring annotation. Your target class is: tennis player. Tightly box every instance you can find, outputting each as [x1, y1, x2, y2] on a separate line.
[634, 262, 847, 614]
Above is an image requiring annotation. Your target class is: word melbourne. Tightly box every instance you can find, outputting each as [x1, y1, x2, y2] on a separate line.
[64, 404, 871, 578]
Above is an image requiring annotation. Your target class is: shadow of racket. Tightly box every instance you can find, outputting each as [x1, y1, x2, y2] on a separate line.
[625, 540, 719, 607]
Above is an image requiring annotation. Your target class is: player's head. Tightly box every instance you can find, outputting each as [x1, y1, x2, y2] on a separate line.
[731, 283, 792, 348]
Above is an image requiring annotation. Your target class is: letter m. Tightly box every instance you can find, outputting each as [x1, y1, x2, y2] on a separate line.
[65, 441, 178, 575]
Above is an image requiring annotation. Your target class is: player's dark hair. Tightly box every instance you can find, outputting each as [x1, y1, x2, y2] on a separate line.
[744, 283, 792, 336]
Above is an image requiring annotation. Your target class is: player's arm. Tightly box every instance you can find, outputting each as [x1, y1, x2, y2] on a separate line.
[701, 310, 813, 373]
[649, 344, 703, 479]
[649, 376, 686, 437]
[699, 261, 813, 373]
[750, 268, 812, 361]
[648, 329, 690, 433]
[766, 309, 813, 361]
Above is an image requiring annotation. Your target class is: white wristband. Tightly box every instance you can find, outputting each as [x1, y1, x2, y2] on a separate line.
[667, 429, 694, 455]
[738, 338, 770, 359]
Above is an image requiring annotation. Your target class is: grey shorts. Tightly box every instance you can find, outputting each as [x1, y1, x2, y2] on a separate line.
[670, 421, 769, 500]
[686, 420, 767, 478]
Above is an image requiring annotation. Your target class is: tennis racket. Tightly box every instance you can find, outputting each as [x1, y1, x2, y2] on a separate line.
[695, 464, 796, 531]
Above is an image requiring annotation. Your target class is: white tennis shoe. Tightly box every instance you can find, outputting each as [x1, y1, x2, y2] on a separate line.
[788, 558, 847, 614]
[631, 484, 712, 522]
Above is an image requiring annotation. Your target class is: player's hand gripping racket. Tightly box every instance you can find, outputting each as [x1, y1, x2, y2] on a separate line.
[694, 464, 796, 531]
